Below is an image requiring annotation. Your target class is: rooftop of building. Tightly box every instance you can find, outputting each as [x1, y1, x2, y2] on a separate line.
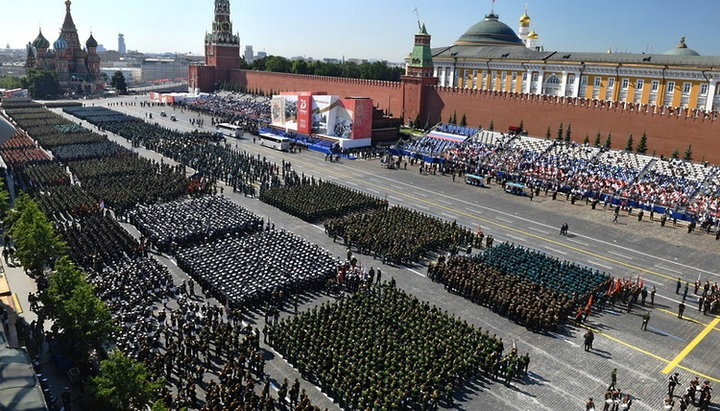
[432, 12, 717, 68]
[455, 13, 525, 47]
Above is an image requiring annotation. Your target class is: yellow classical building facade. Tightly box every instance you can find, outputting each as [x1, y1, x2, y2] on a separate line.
[431, 11, 720, 111]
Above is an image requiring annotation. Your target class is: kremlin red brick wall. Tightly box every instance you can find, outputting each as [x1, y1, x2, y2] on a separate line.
[425, 87, 720, 162]
[226, 69, 720, 163]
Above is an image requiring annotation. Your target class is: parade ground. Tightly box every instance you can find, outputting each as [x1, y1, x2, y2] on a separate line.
[10, 93, 717, 410]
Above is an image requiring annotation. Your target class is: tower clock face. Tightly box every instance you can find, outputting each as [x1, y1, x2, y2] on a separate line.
[221, 21, 231, 33]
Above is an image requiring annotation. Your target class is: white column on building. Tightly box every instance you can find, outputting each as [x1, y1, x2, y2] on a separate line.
[705, 80, 718, 111]
[572, 72, 581, 98]
[560, 72, 569, 96]
[449, 67, 456, 88]
[433, 66, 439, 78]
[536, 70, 545, 95]
[524, 70, 532, 94]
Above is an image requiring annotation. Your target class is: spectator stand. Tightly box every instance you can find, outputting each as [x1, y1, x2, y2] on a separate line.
[393, 123, 480, 162]
[689, 168, 720, 223]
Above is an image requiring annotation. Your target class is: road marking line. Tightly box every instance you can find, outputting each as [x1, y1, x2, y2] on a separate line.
[496, 216, 513, 223]
[528, 226, 551, 234]
[467, 208, 484, 214]
[547, 331, 578, 346]
[312, 224, 324, 231]
[655, 293, 691, 306]
[545, 246, 568, 255]
[437, 199, 452, 205]
[506, 234, 525, 242]
[587, 260, 613, 270]
[655, 265, 682, 275]
[366, 188, 380, 194]
[407, 268, 425, 277]
[567, 238, 590, 246]
[656, 307, 720, 332]
[646, 326, 685, 342]
[662, 316, 720, 374]
[640, 277, 664, 286]
[608, 251, 633, 260]
[441, 212, 458, 219]
[415, 204, 429, 210]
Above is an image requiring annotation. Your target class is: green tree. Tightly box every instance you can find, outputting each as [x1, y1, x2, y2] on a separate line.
[518, 119, 524, 131]
[290, 59, 309, 75]
[89, 350, 163, 411]
[9, 197, 66, 276]
[546, 126, 551, 139]
[460, 114, 467, 127]
[0, 75, 23, 89]
[671, 149, 680, 159]
[564, 123, 572, 142]
[450, 111, 457, 125]
[583, 135, 590, 145]
[557, 122, 564, 140]
[414, 113, 421, 129]
[488, 120, 494, 131]
[604, 132, 612, 149]
[264, 56, 291, 73]
[21, 68, 59, 98]
[0, 179, 10, 222]
[636, 132, 648, 154]
[42, 257, 115, 363]
[625, 134, 634, 151]
[684, 144, 693, 161]
[110, 71, 128, 94]
[594, 132, 601, 147]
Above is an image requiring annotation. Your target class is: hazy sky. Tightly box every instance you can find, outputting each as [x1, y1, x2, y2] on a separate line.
[2, 0, 719, 61]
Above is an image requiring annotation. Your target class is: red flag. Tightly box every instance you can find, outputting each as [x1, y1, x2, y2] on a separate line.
[584, 295, 594, 312]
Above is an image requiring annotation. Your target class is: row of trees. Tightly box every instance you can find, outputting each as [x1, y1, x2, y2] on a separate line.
[239, 55, 404, 81]
[5, 192, 161, 410]
[1, 69, 122, 99]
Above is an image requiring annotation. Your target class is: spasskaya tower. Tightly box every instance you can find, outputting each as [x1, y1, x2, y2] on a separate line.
[205, 0, 240, 77]
[190, 0, 240, 92]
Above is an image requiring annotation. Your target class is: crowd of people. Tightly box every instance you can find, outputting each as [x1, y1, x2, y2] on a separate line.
[87, 115, 286, 194]
[269, 282, 526, 410]
[57, 215, 141, 268]
[402, 126, 720, 225]
[260, 179, 388, 223]
[127, 196, 263, 252]
[17, 163, 70, 190]
[429, 256, 578, 331]
[3, 101, 326, 409]
[34, 185, 98, 218]
[177, 229, 338, 308]
[324, 206, 481, 264]
[87, 256, 313, 410]
[5, 108, 105, 148]
[0, 132, 52, 169]
[178, 92, 272, 135]
[477, 243, 611, 299]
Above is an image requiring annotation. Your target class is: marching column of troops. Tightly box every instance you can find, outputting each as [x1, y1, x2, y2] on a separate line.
[268, 282, 530, 410]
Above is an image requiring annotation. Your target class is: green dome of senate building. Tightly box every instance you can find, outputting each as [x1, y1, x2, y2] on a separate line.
[455, 13, 525, 46]
[663, 37, 700, 56]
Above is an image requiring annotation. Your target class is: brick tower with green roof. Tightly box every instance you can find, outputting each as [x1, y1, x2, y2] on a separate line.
[405, 22, 434, 78]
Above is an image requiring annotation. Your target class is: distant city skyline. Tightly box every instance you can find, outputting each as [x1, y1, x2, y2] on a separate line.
[2, 0, 720, 61]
